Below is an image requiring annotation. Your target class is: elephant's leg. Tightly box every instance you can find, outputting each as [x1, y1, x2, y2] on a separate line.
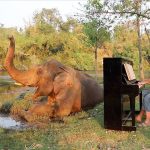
[53, 89, 77, 118]
[53, 74, 81, 117]
[21, 97, 55, 122]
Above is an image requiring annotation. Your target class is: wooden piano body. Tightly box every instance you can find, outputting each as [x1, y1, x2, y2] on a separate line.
[103, 57, 143, 131]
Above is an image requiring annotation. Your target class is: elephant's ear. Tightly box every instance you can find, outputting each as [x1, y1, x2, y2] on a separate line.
[53, 66, 69, 80]
[59, 66, 69, 73]
[53, 66, 74, 95]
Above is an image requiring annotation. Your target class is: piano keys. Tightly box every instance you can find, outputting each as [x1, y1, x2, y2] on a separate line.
[103, 57, 145, 131]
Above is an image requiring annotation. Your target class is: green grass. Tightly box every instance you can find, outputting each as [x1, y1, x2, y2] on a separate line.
[0, 101, 150, 150]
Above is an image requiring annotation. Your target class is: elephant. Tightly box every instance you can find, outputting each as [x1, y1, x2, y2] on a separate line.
[4, 35, 103, 122]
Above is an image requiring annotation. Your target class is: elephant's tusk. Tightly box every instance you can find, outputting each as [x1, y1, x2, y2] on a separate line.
[14, 82, 23, 86]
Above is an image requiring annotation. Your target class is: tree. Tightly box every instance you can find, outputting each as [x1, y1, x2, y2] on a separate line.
[104, 0, 149, 79]
[84, 21, 110, 78]
[33, 8, 62, 34]
[80, 0, 149, 79]
[103, 0, 150, 20]
[136, 0, 144, 80]
[60, 17, 78, 32]
[79, 0, 111, 79]
[113, 24, 139, 69]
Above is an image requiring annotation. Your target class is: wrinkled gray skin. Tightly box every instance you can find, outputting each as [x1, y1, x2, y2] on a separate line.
[4, 36, 103, 121]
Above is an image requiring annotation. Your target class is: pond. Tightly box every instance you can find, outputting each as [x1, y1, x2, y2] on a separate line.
[0, 72, 31, 130]
[0, 114, 28, 130]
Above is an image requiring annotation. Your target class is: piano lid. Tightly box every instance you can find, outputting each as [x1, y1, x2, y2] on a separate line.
[124, 63, 136, 81]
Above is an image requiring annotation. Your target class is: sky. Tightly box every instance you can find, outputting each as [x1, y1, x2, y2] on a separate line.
[0, 0, 87, 28]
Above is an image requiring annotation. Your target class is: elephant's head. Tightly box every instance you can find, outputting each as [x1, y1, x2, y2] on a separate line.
[32, 59, 69, 98]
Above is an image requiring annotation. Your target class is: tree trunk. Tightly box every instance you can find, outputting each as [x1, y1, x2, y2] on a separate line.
[136, 0, 144, 80]
[144, 24, 150, 47]
[94, 42, 98, 81]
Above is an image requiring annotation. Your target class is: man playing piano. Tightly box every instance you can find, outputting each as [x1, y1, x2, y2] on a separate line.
[136, 79, 150, 127]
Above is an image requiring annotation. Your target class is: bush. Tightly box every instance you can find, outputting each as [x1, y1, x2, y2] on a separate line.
[10, 99, 32, 115]
[0, 101, 13, 114]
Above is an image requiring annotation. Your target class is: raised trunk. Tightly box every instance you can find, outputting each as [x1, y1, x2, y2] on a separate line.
[4, 36, 38, 86]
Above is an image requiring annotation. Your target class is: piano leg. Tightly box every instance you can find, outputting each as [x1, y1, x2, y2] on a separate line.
[140, 91, 142, 110]
[129, 95, 135, 127]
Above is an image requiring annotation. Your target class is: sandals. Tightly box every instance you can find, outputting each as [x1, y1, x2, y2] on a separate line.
[138, 122, 150, 127]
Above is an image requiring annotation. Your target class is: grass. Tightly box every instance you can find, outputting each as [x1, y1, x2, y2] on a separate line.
[0, 99, 150, 149]
[0, 76, 150, 149]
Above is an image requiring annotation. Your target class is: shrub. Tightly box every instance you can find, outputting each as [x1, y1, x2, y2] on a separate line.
[0, 101, 13, 114]
[10, 99, 32, 115]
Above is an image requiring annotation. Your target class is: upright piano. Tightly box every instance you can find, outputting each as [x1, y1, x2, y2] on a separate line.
[103, 57, 144, 131]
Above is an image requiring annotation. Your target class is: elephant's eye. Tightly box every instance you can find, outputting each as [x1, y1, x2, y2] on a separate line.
[53, 72, 62, 80]
[55, 72, 62, 77]
[37, 68, 43, 75]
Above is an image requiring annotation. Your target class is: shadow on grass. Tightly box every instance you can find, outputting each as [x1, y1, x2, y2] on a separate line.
[89, 103, 104, 127]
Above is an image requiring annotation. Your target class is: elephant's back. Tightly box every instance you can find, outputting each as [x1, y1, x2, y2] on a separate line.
[77, 72, 103, 109]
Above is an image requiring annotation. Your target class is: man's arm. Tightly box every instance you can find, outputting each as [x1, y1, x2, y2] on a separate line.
[138, 79, 150, 88]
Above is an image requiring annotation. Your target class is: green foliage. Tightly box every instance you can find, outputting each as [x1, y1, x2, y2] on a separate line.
[0, 7, 149, 71]
[0, 101, 13, 114]
[84, 21, 110, 47]
[112, 24, 150, 70]
[82, 0, 111, 48]
[33, 8, 62, 34]
[0, 8, 92, 70]
[10, 99, 32, 115]
[60, 17, 78, 32]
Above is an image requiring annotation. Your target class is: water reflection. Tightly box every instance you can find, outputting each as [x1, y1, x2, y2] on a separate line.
[0, 72, 28, 130]
[0, 114, 29, 130]
[0, 115, 21, 128]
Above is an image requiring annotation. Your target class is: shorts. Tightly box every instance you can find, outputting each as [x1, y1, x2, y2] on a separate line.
[142, 90, 150, 112]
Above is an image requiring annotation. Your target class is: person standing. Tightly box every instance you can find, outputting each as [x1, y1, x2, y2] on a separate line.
[136, 79, 150, 126]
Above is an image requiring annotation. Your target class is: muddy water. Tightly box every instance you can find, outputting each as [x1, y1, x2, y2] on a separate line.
[0, 115, 20, 128]
[0, 72, 30, 130]
[0, 115, 28, 130]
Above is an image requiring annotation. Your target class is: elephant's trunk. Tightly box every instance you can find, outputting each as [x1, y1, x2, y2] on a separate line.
[4, 36, 38, 86]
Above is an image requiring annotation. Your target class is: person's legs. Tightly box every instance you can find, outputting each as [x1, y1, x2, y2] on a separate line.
[142, 93, 150, 126]
[145, 112, 150, 125]
[136, 109, 145, 122]
[137, 93, 150, 122]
